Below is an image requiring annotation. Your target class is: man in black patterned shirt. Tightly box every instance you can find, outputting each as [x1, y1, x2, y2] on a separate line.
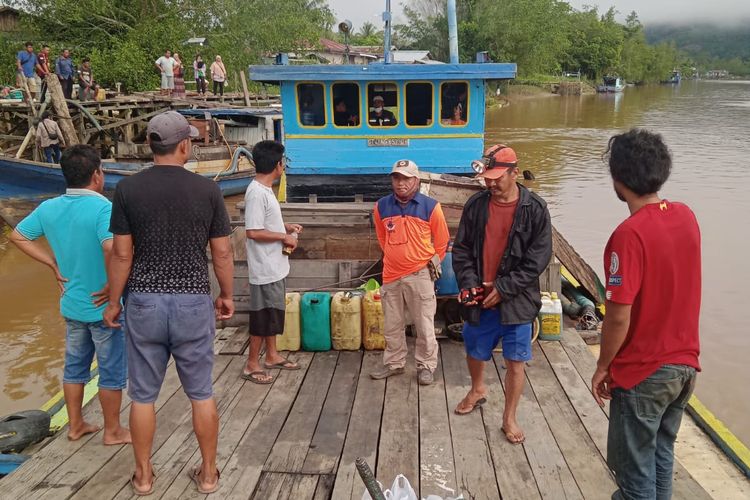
[104, 111, 234, 495]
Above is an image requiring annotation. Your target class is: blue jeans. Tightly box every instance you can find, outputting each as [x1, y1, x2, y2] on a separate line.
[63, 318, 127, 390]
[608, 364, 696, 500]
[44, 144, 61, 164]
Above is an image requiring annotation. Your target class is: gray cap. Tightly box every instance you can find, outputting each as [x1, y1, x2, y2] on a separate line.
[146, 111, 199, 146]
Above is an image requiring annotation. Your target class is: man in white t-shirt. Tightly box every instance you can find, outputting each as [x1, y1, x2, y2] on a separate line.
[154, 50, 176, 96]
[242, 140, 303, 384]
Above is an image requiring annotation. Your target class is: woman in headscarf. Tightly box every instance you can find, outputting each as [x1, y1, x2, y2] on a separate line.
[210, 55, 227, 96]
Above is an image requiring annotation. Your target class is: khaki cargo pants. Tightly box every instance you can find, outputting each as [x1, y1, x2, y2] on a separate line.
[381, 267, 438, 372]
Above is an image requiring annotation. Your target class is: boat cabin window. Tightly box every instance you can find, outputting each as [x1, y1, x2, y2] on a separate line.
[440, 81, 468, 126]
[297, 83, 326, 127]
[332, 83, 360, 127]
[405, 82, 433, 127]
[367, 83, 398, 127]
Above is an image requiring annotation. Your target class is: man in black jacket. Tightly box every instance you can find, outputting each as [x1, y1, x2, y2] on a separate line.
[452, 145, 552, 444]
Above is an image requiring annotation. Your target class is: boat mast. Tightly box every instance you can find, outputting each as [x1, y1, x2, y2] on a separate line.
[382, 0, 392, 64]
[447, 0, 459, 63]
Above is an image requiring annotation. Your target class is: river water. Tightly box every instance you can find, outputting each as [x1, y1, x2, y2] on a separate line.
[0, 80, 748, 445]
[487, 80, 750, 445]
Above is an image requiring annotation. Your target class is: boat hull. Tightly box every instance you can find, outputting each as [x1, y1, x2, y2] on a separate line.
[0, 157, 253, 199]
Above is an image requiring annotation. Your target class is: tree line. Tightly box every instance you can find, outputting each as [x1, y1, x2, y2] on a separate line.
[395, 0, 696, 83]
[2, 0, 744, 93]
[2, 0, 335, 91]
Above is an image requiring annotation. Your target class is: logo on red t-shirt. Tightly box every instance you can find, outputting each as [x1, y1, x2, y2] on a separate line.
[609, 251, 619, 274]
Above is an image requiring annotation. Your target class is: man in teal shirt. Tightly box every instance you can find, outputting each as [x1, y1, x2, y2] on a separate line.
[11, 145, 130, 445]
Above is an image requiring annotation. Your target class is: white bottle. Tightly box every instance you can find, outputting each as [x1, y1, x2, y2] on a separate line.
[539, 292, 562, 341]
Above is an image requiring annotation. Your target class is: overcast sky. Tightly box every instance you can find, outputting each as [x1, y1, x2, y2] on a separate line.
[327, 0, 750, 30]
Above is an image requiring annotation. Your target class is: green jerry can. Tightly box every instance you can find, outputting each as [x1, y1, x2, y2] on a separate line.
[301, 292, 332, 351]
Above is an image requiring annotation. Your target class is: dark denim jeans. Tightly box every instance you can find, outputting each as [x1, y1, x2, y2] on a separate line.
[44, 144, 61, 164]
[608, 364, 697, 500]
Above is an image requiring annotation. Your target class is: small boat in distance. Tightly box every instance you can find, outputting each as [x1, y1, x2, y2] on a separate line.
[597, 76, 625, 93]
[663, 69, 682, 84]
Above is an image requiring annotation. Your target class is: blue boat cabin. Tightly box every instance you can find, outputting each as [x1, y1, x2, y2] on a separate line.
[249, 63, 516, 177]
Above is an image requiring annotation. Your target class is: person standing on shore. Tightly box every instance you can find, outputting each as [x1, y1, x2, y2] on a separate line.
[16, 42, 37, 103]
[370, 160, 449, 386]
[154, 50, 175, 97]
[103, 111, 235, 495]
[592, 129, 701, 500]
[451, 145, 552, 445]
[77, 57, 94, 101]
[172, 53, 186, 99]
[35, 111, 66, 164]
[10, 145, 131, 446]
[55, 49, 75, 100]
[210, 55, 227, 96]
[35, 44, 51, 102]
[242, 140, 302, 384]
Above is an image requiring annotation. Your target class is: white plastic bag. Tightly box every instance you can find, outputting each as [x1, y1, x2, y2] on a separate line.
[362, 475, 417, 500]
[363, 475, 465, 500]
[388, 474, 418, 500]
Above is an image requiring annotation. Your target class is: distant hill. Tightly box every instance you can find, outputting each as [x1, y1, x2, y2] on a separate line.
[645, 22, 750, 62]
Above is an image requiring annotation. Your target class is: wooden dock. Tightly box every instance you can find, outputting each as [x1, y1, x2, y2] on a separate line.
[1, 327, 716, 499]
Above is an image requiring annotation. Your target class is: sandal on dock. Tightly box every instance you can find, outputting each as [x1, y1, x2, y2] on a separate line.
[130, 472, 155, 496]
[241, 370, 274, 384]
[501, 426, 526, 445]
[454, 395, 487, 415]
[188, 465, 220, 494]
[264, 359, 300, 370]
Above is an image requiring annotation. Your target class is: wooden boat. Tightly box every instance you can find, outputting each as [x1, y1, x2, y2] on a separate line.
[0, 154, 254, 199]
[596, 76, 625, 93]
[0, 107, 284, 207]
[249, 19, 516, 201]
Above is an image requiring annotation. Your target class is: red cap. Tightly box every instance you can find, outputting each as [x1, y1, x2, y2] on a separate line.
[477, 145, 518, 179]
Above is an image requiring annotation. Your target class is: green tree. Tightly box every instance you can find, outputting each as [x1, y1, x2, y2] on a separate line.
[478, 0, 571, 75]
[562, 7, 623, 79]
[15, 0, 333, 91]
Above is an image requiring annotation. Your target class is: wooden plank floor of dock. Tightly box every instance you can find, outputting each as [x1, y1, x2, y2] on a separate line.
[2, 327, 715, 499]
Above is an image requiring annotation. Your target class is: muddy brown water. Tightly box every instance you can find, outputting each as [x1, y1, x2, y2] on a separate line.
[0, 80, 748, 445]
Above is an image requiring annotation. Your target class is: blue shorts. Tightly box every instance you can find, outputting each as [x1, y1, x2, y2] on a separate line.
[462, 309, 532, 362]
[125, 293, 215, 404]
[63, 319, 127, 390]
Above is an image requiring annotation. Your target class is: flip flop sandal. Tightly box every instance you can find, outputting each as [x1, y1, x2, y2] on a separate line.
[501, 426, 526, 445]
[454, 397, 487, 415]
[241, 370, 274, 384]
[188, 465, 220, 494]
[130, 471, 155, 496]
[264, 359, 300, 370]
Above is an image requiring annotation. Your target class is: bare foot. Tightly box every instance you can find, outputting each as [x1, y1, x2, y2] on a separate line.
[501, 418, 525, 444]
[103, 426, 132, 445]
[67, 421, 101, 441]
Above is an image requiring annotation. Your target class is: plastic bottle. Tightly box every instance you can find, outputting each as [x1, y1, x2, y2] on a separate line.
[362, 290, 386, 350]
[331, 291, 362, 350]
[282, 229, 298, 256]
[277, 293, 301, 351]
[539, 291, 562, 341]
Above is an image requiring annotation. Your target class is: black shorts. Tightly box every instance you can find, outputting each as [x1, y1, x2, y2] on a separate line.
[249, 308, 285, 337]
[248, 279, 286, 337]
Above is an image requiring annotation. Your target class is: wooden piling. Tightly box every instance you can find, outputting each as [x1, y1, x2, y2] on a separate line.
[45, 73, 79, 146]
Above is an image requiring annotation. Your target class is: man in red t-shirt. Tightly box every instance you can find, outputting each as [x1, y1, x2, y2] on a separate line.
[35, 44, 51, 103]
[592, 129, 701, 500]
[452, 145, 552, 445]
